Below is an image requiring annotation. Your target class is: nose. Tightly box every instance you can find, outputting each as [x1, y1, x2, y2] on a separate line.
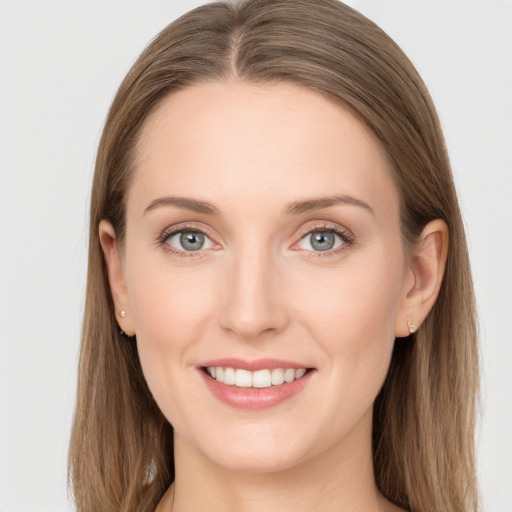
[218, 246, 289, 340]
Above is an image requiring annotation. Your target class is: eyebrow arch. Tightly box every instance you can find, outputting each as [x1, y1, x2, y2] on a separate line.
[143, 196, 220, 216]
[284, 194, 375, 216]
[143, 193, 374, 218]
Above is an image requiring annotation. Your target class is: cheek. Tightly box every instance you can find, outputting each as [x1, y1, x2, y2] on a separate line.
[125, 256, 216, 406]
[128, 256, 213, 347]
[283, 250, 406, 447]
[294, 247, 405, 383]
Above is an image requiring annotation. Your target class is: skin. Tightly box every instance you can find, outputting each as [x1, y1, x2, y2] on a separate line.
[100, 81, 448, 512]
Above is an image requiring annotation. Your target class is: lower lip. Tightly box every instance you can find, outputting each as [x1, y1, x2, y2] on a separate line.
[199, 370, 314, 410]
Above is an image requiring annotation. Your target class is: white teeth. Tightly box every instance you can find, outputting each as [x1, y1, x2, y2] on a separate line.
[271, 368, 284, 386]
[206, 366, 308, 388]
[235, 369, 252, 387]
[253, 369, 272, 388]
[295, 368, 306, 379]
[284, 368, 295, 383]
[224, 367, 236, 385]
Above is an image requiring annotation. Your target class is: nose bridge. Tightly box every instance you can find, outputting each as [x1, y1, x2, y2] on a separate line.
[219, 239, 288, 339]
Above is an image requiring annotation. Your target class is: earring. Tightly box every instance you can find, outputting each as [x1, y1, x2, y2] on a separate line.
[118, 310, 134, 338]
[407, 318, 416, 334]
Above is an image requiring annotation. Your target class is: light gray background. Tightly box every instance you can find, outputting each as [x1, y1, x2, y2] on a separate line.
[0, 1, 511, 511]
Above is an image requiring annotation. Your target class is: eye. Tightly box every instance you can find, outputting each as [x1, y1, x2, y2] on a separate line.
[165, 230, 214, 252]
[297, 229, 346, 252]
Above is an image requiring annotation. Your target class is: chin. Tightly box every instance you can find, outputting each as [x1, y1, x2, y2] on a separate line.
[207, 443, 309, 474]
[177, 423, 315, 474]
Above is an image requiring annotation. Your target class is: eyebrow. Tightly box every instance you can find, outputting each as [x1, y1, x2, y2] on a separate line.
[284, 194, 375, 216]
[143, 193, 374, 217]
[143, 196, 221, 216]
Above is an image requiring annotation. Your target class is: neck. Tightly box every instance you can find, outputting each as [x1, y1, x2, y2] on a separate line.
[162, 412, 396, 512]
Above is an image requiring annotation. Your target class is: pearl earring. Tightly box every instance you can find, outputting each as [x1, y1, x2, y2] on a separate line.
[407, 318, 416, 334]
[118, 310, 135, 339]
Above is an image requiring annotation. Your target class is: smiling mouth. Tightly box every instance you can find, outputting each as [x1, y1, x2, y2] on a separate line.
[203, 366, 311, 389]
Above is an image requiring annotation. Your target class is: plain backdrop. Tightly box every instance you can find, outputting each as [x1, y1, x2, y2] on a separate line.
[0, 1, 511, 511]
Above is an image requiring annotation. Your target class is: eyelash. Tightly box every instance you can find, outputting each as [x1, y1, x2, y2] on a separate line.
[157, 222, 355, 259]
[157, 224, 216, 259]
[294, 222, 355, 258]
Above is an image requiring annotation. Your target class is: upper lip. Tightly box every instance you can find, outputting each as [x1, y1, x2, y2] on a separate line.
[198, 358, 312, 371]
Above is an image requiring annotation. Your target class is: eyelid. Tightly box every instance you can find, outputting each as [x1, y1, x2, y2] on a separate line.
[295, 221, 354, 241]
[291, 221, 355, 255]
[159, 222, 212, 240]
[157, 222, 221, 256]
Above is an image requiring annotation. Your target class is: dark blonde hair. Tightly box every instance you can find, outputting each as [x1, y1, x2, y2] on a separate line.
[69, 1, 479, 511]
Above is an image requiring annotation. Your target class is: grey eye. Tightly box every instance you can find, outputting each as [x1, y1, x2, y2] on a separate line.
[310, 232, 335, 251]
[180, 232, 204, 251]
[166, 231, 213, 251]
[298, 231, 343, 252]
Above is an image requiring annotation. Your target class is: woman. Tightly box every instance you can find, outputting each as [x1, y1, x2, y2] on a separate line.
[68, 1, 479, 511]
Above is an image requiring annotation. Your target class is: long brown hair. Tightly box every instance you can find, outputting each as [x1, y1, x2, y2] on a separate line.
[68, 1, 479, 511]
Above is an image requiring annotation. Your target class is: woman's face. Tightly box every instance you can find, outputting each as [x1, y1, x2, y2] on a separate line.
[115, 82, 413, 472]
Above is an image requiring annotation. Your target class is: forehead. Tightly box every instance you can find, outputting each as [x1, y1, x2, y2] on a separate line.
[129, 81, 399, 221]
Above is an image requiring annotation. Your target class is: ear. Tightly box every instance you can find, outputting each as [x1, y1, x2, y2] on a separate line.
[99, 219, 136, 336]
[395, 219, 449, 337]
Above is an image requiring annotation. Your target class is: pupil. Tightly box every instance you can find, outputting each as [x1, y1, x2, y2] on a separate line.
[311, 232, 335, 251]
[180, 232, 204, 251]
